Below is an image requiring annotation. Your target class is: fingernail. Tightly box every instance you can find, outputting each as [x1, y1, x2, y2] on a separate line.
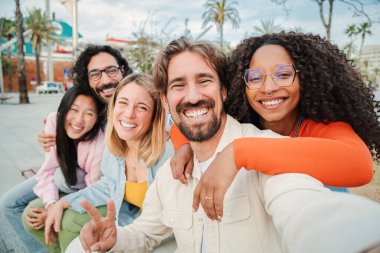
[185, 173, 190, 179]
[218, 215, 222, 221]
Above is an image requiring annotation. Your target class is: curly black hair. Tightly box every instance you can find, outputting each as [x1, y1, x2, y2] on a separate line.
[71, 44, 133, 89]
[225, 32, 380, 161]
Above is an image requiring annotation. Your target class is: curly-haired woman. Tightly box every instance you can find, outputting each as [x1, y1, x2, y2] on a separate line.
[171, 32, 380, 220]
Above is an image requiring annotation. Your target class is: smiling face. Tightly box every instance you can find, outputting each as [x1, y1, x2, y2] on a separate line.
[87, 52, 124, 103]
[112, 82, 154, 144]
[245, 44, 300, 132]
[162, 51, 226, 142]
[65, 95, 98, 140]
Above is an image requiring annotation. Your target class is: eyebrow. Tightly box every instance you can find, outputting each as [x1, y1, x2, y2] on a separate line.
[168, 77, 184, 86]
[117, 97, 151, 109]
[196, 72, 214, 79]
[71, 103, 96, 112]
[168, 72, 215, 86]
[88, 65, 118, 73]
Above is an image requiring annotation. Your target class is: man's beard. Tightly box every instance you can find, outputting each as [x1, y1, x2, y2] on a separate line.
[175, 99, 222, 142]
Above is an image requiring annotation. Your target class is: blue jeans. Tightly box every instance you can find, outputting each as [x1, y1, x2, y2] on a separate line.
[0, 176, 45, 253]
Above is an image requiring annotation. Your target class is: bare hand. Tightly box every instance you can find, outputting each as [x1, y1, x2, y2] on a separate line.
[193, 143, 238, 220]
[170, 144, 194, 184]
[38, 130, 56, 152]
[25, 207, 47, 230]
[79, 199, 117, 253]
[44, 199, 69, 244]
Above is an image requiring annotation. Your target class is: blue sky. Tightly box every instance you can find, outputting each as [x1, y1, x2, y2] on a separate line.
[1, 0, 379, 49]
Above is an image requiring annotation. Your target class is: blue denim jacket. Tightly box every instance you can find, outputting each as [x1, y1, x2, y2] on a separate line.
[63, 141, 174, 226]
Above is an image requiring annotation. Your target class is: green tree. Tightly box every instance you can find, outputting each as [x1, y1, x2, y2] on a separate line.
[356, 22, 372, 62]
[344, 24, 357, 59]
[125, 36, 159, 74]
[15, 0, 29, 104]
[26, 8, 57, 86]
[373, 67, 380, 89]
[124, 20, 160, 74]
[1, 18, 16, 91]
[1, 58, 17, 92]
[202, 0, 240, 49]
[272, 0, 377, 41]
[253, 19, 283, 35]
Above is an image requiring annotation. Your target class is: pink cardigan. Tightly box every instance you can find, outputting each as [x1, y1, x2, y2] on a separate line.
[33, 112, 105, 204]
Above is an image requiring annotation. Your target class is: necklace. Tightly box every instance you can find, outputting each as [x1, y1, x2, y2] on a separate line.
[125, 155, 138, 172]
[132, 162, 137, 171]
[293, 116, 304, 137]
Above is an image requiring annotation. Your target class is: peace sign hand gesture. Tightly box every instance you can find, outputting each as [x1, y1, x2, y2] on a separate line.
[79, 199, 117, 253]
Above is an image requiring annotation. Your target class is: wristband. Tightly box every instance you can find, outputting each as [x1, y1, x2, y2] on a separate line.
[45, 200, 57, 209]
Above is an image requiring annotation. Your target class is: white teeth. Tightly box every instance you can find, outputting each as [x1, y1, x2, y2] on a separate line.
[184, 108, 208, 119]
[102, 88, 115, 93]
[71, 124, 83, 130]
[261, 99, 284, 106]
[120, 120, 136, 128]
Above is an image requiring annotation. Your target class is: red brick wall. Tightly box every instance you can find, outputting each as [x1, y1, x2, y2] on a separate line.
[3, 58, 73, 92]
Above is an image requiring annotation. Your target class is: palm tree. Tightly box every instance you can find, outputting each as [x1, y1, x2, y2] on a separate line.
[15, 0, 29, 104]
[202, 0, 240, 49]
[253, 19, 283, 35]
[356, 22, 372, 62]
[344, 24, 357, 60]
[2, 58, 17, 92]
[1, 18, 16, 91]
[26, 8, 58, 86]
[373, 68, 380, 89]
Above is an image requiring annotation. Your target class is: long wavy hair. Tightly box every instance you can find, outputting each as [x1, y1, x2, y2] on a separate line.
[56, 86, 106, 185]
[105, 73, 166, 167]
[225, 32, 380, 161]
[71, 44, 133, 90]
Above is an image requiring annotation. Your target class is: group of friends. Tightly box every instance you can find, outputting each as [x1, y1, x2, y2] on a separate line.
[0, 31, 380, 253]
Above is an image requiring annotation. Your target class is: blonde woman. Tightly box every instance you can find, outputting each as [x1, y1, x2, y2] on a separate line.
[38, 73, 173, 252]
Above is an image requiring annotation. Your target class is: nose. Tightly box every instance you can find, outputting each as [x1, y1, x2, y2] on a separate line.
[73, 112, 85, 125]
[260, 74, 279, 95]
[124, 105, 136, 118]
[185, 83, 202, 104]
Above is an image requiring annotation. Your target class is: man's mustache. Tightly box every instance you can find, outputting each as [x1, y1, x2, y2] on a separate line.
[95, 83, 118, 93]
[176, 100, 215, 113]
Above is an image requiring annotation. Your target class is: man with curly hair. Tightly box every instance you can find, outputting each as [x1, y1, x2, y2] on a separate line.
[37, 45, 133, 150]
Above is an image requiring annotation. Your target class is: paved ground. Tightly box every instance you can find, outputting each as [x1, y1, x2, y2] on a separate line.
[0, 92, 63, 253]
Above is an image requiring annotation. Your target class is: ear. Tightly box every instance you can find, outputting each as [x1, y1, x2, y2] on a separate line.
[221, 86, 227, 102]
[160, 93, 170, 113]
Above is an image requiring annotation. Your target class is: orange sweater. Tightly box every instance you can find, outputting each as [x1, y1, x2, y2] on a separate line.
[170, 119, 373, 187]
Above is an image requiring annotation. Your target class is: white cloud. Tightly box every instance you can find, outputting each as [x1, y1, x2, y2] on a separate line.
[1, 0, 379, 48]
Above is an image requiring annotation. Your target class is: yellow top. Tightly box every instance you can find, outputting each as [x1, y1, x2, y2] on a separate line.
[124, 180, 148, 209]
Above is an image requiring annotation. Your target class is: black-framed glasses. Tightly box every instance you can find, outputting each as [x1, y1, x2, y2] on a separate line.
[243, 64, 299, 90]
[88, 66, 121, 81]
